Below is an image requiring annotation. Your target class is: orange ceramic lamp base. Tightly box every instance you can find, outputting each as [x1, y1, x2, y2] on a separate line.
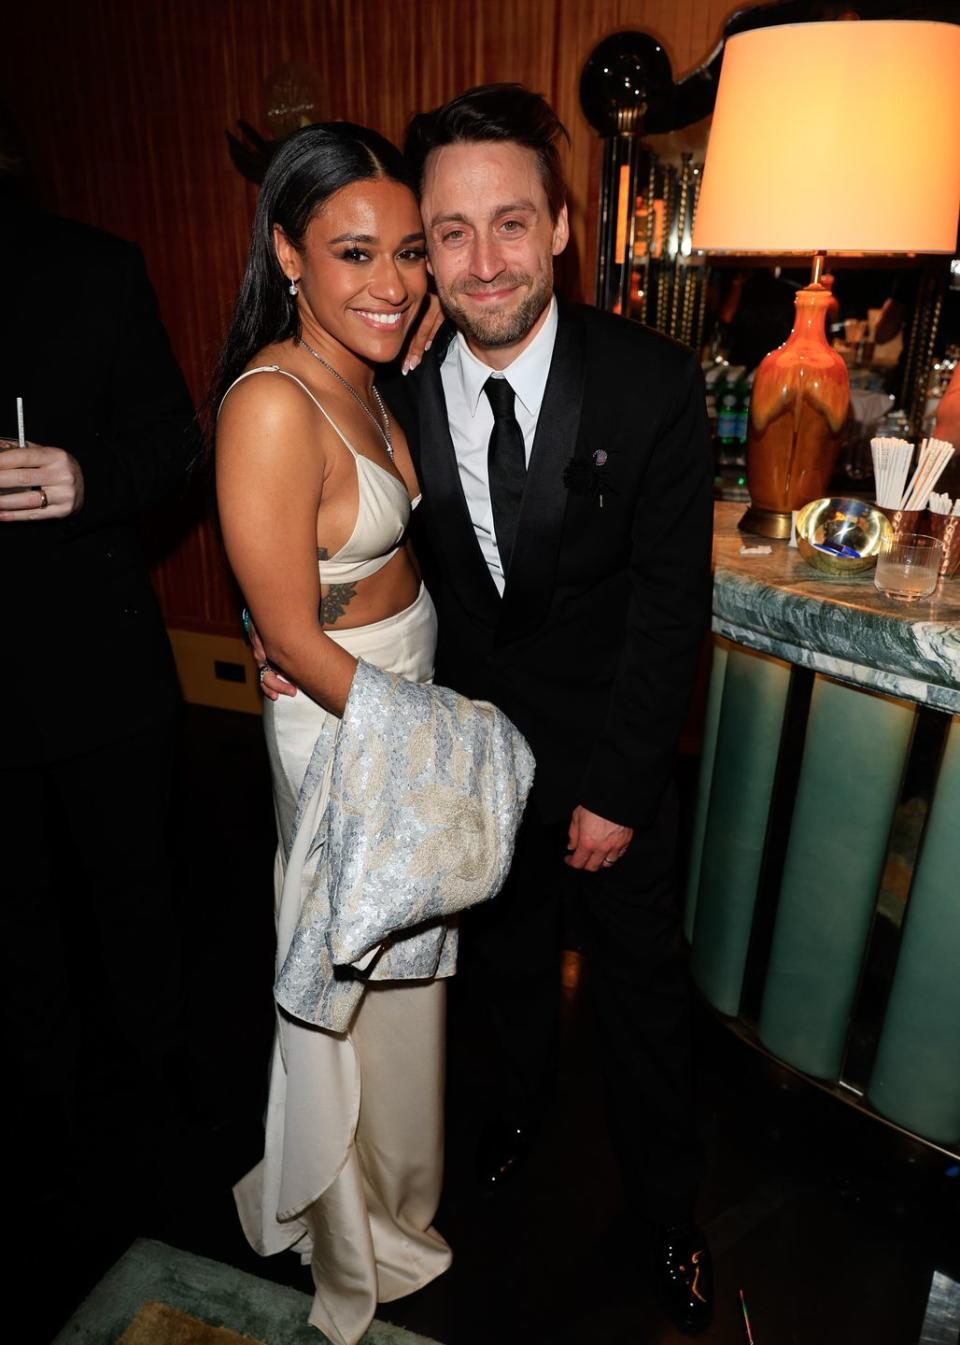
[741, 284, 849, 539]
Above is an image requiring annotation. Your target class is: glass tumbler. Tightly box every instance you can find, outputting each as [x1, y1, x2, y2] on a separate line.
[0, 438, 22, 495]
[874, 533, 943, 602]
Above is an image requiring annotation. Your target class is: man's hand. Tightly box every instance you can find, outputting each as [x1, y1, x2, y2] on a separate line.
[247, 614, 297, 701]
[401, 292, 444, 375]
[565, 805, 633, 873]
[0, 442, 85, 520]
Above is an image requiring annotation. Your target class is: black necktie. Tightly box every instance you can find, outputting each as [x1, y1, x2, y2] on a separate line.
[483, 376, 526, 577]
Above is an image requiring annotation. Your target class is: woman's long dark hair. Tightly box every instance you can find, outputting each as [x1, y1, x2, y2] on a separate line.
[211, 122, 416, 424]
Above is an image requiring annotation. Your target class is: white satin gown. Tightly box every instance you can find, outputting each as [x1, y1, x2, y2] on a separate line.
[222, 367, 452, 1345]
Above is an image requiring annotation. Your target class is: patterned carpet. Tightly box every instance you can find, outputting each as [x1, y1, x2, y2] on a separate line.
[54, 1239, 443, 1345]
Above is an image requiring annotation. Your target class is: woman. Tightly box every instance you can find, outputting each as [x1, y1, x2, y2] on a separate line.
[214, 123, 450, 1345]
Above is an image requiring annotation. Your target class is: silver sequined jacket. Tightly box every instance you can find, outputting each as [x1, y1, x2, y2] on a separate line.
[274, 658, 535, 1032]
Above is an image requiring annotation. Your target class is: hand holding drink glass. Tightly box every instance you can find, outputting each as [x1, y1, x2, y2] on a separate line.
[0, 397, 85, 519]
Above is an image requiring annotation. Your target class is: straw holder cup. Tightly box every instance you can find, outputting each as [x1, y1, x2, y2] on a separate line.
[926, 512, 960, 578]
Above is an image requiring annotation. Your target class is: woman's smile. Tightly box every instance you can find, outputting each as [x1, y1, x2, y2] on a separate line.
[350, 307, 408, 329]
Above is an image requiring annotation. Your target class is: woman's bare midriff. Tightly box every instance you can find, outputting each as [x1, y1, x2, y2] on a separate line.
[319, 542, 421, 631]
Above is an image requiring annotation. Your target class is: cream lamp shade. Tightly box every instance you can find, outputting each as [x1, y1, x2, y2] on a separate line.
[692, 20, 960, 256]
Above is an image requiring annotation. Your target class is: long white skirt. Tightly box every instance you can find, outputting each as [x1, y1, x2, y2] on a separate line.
[235, 586, 451, 1345]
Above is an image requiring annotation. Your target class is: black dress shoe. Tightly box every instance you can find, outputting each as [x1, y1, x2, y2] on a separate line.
[476, 1116, 536, 1190]
[654, 1223, 713, 1335]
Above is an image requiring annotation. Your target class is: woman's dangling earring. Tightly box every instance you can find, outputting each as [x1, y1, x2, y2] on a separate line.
[288, 279, 299, 296]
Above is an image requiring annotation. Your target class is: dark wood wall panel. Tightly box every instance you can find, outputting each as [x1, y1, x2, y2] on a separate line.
[3, 0, 736, 634]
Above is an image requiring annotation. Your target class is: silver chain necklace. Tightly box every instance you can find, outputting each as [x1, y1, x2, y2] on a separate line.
[297, 338, 393, 460]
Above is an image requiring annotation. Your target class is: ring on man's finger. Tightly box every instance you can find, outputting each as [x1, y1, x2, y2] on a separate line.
[602, 858, 615, 867]
[37, 486, 48, 509]
[258, 662, 271, 684]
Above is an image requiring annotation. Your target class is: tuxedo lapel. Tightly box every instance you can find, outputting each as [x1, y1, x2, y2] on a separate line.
[417, 331, 502, 625]
[497, 302, 587, 646]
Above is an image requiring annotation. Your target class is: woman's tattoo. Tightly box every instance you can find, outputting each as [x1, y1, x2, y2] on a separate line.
[320, 583, 358, 624]
[317, 548, 357, 624]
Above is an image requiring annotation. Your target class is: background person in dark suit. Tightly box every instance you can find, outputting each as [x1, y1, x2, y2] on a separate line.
[0, 178, 199, 1288]
[260, 85, 714, 1334]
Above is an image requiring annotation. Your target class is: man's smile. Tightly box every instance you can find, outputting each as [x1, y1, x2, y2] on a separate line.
[463, 286, 520, 303]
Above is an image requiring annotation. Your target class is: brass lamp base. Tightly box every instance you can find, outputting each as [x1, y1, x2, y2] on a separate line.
[738, 506, 792, 540]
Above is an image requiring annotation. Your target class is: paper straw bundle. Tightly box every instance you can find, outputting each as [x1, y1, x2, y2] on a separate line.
[870, 436, 913, 508]
[870, 435, 955, 510]
[900, 437, 954, 511]
[929, 491, 960, 517]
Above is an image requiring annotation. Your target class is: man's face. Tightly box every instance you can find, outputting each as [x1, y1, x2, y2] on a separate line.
[419, 140, 568, 357]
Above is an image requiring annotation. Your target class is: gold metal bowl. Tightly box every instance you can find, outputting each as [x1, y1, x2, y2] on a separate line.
[796, 498, 893, 577]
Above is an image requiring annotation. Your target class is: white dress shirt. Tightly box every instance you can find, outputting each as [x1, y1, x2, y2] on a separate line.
[440, 296, 559, 594]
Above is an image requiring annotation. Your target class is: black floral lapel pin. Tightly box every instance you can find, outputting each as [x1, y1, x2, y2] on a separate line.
[563, 447, 619, 509]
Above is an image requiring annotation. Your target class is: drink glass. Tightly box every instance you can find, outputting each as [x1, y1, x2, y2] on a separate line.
[874, 532, 943, 602]
[0, 437, 22, 495]
[1, 394, 27, 492]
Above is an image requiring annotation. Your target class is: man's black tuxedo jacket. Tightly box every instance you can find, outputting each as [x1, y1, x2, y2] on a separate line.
[383, 299, 714, 828]
[0, 207, 198, 767]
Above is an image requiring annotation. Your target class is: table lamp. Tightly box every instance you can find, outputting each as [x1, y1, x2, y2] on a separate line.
[692, 19, 960, 539]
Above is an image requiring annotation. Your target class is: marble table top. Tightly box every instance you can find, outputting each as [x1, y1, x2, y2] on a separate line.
[712, 502, 960, 713]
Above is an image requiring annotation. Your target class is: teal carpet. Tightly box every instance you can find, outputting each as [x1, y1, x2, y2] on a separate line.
[53, 1239, 443, 1345]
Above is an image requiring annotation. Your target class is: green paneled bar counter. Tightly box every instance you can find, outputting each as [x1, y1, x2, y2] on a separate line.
[687, 503, 960, 1153]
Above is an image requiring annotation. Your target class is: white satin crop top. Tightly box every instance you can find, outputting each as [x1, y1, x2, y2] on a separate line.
[220, 365, 419, 585]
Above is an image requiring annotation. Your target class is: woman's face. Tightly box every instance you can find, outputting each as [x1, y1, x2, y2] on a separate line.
[275, 176, 427, 364]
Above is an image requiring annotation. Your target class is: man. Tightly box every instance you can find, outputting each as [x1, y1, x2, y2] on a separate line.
[0, 182, 199, 1325]
[262, 85, 714, 1333]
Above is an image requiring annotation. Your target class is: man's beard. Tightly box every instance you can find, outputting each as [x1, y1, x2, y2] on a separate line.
[439, 268, 552, 349]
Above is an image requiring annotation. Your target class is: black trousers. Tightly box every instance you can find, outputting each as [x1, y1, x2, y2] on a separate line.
[1, 722, 183, 1194]
[457, 783, 701, 1227]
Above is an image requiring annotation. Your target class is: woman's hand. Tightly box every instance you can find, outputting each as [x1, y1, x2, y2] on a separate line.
[247, 614, 298, 701]
[0, 442, 85, 520]
[401, 292, 444, 375]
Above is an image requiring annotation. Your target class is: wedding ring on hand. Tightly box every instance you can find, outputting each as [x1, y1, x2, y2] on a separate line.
[37, 486, 48, 509]
[602, 858, 615, 867]
[258, 662, 270, 684]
